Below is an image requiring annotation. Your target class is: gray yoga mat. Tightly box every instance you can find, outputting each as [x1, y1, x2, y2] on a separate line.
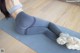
[0, 18, 80, 53]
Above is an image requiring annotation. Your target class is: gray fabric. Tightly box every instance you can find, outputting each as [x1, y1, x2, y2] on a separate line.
[8, 4, 22, 14]
[15, 12, 62, 38]
[0, 18, 80, 53]
[15, 12, 35, 35]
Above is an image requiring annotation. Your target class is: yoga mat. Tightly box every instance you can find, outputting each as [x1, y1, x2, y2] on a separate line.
[0, 18, 80, 53]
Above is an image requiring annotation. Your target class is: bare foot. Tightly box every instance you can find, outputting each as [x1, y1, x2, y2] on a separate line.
[5, 0, 23, 19]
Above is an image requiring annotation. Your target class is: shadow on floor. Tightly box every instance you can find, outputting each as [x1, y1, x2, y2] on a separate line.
[59, 0, 80, 6]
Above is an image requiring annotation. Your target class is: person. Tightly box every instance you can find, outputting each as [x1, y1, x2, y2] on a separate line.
[0, 0, 62, 38]
[1, 0, 80, 50]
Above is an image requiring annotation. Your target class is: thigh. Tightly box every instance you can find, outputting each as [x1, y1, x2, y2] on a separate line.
[26, 27, 48, 35]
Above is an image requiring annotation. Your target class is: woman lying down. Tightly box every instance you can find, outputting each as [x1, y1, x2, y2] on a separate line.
[1, 0, 80, 50]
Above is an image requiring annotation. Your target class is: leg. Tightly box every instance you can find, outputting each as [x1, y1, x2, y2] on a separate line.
[15, 12, 62, 35]
[48, 22, 62, 37]
[43, 29, 59, 41]
[15, 12, 49, 35]
[3, 0, 80, 50]
[15, 12, 35, 35]
[4, 0, 62, 36]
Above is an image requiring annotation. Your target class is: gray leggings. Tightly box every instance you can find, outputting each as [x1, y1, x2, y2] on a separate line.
[15, 12, 62, 40]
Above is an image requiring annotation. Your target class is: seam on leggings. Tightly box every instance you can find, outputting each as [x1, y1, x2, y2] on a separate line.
[24, 17, 36, 35]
